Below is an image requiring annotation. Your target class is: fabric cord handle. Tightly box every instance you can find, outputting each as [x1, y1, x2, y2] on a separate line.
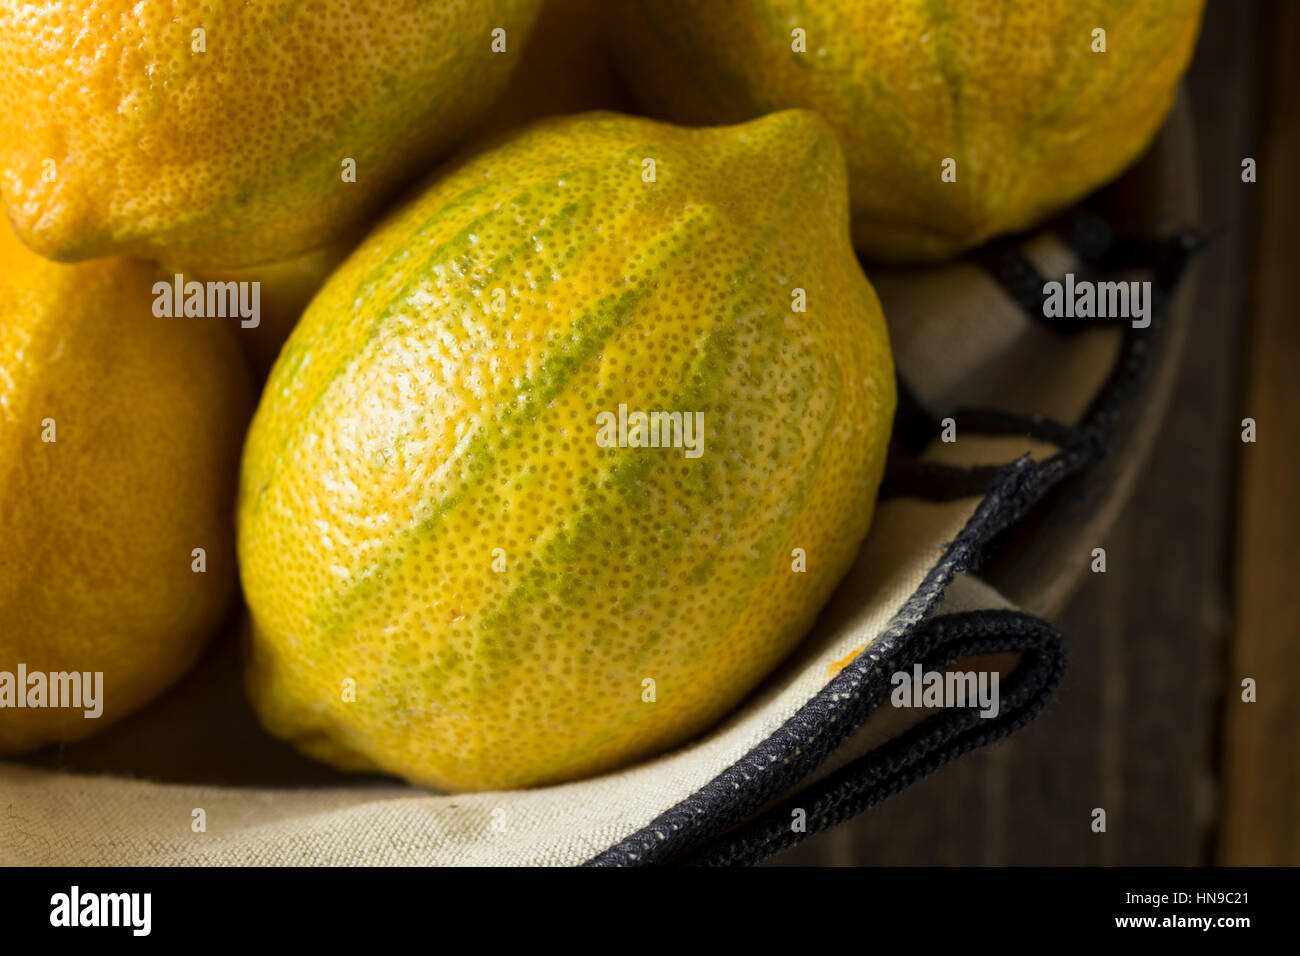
[676, 609, 1067, 866]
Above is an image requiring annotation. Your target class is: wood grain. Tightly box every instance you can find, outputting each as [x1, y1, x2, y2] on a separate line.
[1216, 0, 1300, 867]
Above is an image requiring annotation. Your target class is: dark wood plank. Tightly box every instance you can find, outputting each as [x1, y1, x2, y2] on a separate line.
[1217, 0, 1300, 866]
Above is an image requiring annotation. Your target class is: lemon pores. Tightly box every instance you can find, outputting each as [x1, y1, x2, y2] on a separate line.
[238, 110, 896, 791]
[0, 224, 251, 754]
[612, 0, 1205, 261]
[0, 0, 544, 269]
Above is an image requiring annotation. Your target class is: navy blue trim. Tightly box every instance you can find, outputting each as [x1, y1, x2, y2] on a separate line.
[1056, 209, 1116, 263]
[890, 376, 940, 456]
[678, 608, 1066, 866]
[880, 460, 1007, 502]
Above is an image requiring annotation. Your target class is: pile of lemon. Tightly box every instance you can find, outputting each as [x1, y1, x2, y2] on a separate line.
[0, 0, 1201, 789]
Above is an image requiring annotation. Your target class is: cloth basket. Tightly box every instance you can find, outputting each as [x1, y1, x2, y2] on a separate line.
[0, 95, 1202, 867]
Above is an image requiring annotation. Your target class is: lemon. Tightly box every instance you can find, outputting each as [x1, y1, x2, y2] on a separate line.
[238, 110, 895, 791]
[613, 0, 1205, 261]
[0, 0, 543, 269]
[0, 223, 251, 754]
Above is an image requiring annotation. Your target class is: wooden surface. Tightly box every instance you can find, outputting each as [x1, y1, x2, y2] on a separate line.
[769, 0, 1272, 866]
[1217, 0, 1300, 866]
